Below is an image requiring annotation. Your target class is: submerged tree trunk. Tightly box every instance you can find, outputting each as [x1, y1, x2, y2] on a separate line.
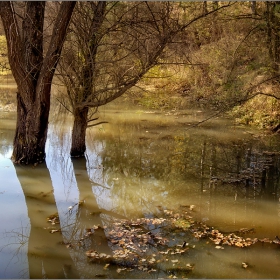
[0, 2, 75, 164]
[13, 92, 50, 164]
[70, 107, 89, 157]
[69, 2, 106, 157]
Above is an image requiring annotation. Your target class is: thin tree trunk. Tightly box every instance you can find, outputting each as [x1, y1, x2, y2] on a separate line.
[70, 2, 106, 157]
[71, 107, 89, 157]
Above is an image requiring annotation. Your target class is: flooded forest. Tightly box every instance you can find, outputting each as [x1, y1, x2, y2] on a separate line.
[0, 2, 280, 279]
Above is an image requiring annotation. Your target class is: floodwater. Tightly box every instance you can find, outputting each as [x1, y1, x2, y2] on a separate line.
[0, 94, 280, 278]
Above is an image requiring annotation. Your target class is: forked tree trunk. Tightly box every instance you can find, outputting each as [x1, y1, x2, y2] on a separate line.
[70, 107, 89, 157]
[0, 2, 76, 164]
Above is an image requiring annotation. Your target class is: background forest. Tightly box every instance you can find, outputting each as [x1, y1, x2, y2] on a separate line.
[0, 1, 279, 131]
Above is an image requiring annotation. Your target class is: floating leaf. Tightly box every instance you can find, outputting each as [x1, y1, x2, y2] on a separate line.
[190, 205, 195, 210]
[86, 250, 98, 257]
[215, 246, 224, 249]
[119, 240, 125, 245]
[242, 262, 248, 269]
[186, 263, 194, 269]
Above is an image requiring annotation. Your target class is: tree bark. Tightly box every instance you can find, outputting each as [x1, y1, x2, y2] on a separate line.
[0, 2, 76, 164]
[70, 107, 89, 157]
[70, 2, 106, 157]
[12, 93, 47, 164]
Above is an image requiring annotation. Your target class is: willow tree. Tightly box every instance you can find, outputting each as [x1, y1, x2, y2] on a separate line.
[0, 1, 76, 164]
[57, 1, 233, 157]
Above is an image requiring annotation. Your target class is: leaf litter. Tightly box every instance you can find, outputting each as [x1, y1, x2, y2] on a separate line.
[48, 204, 280, 278]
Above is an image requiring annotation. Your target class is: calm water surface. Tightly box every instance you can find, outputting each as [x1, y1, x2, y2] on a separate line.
[0, 103, 280, 278]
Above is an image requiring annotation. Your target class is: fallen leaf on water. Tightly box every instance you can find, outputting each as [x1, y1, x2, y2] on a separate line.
[86, 250, 98, 257]
[171, 259, 179, 263]
[119, 240, 125, 245]
[127, 268, 134, 271]
[235, 242, 244, 248]
[242, 262, 248, 269]
[186, 263, 194, 269]
[99, 253, 107, 258]
[103, 264, 110, 270]
[215, 246, 224, 249]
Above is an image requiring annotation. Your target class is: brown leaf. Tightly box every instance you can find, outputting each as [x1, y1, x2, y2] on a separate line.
[242, 262, 248, 269]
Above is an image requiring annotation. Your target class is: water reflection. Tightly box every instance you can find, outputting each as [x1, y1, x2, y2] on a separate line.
[0, 112, 15, 157]
[89, 114, 280, 231]
[0, 106, 280, 278]
[14, 163, 79, 278]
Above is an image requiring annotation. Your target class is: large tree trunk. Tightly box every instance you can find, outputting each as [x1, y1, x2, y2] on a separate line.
[70, 107, 89, 157]
[0, 2, 76, 164]
[13, 89, 50, 164]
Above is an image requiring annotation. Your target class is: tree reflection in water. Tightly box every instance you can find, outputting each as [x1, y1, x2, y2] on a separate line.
[65, 157, 114, 277]
[4, 110, 279, 278]
[14, 163, 79, 278]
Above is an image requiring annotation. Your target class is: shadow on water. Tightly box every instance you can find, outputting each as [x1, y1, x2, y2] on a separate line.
[13, 163, 79, 278]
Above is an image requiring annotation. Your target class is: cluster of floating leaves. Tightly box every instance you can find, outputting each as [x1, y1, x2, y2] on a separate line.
[47, 213, 60, 225]
[45, 213, 61, 233]
[46, 204, 280, 277]
[84, 216, 194, 276]
[192, 223, 280, 248]
[192, 226, 257, 248]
